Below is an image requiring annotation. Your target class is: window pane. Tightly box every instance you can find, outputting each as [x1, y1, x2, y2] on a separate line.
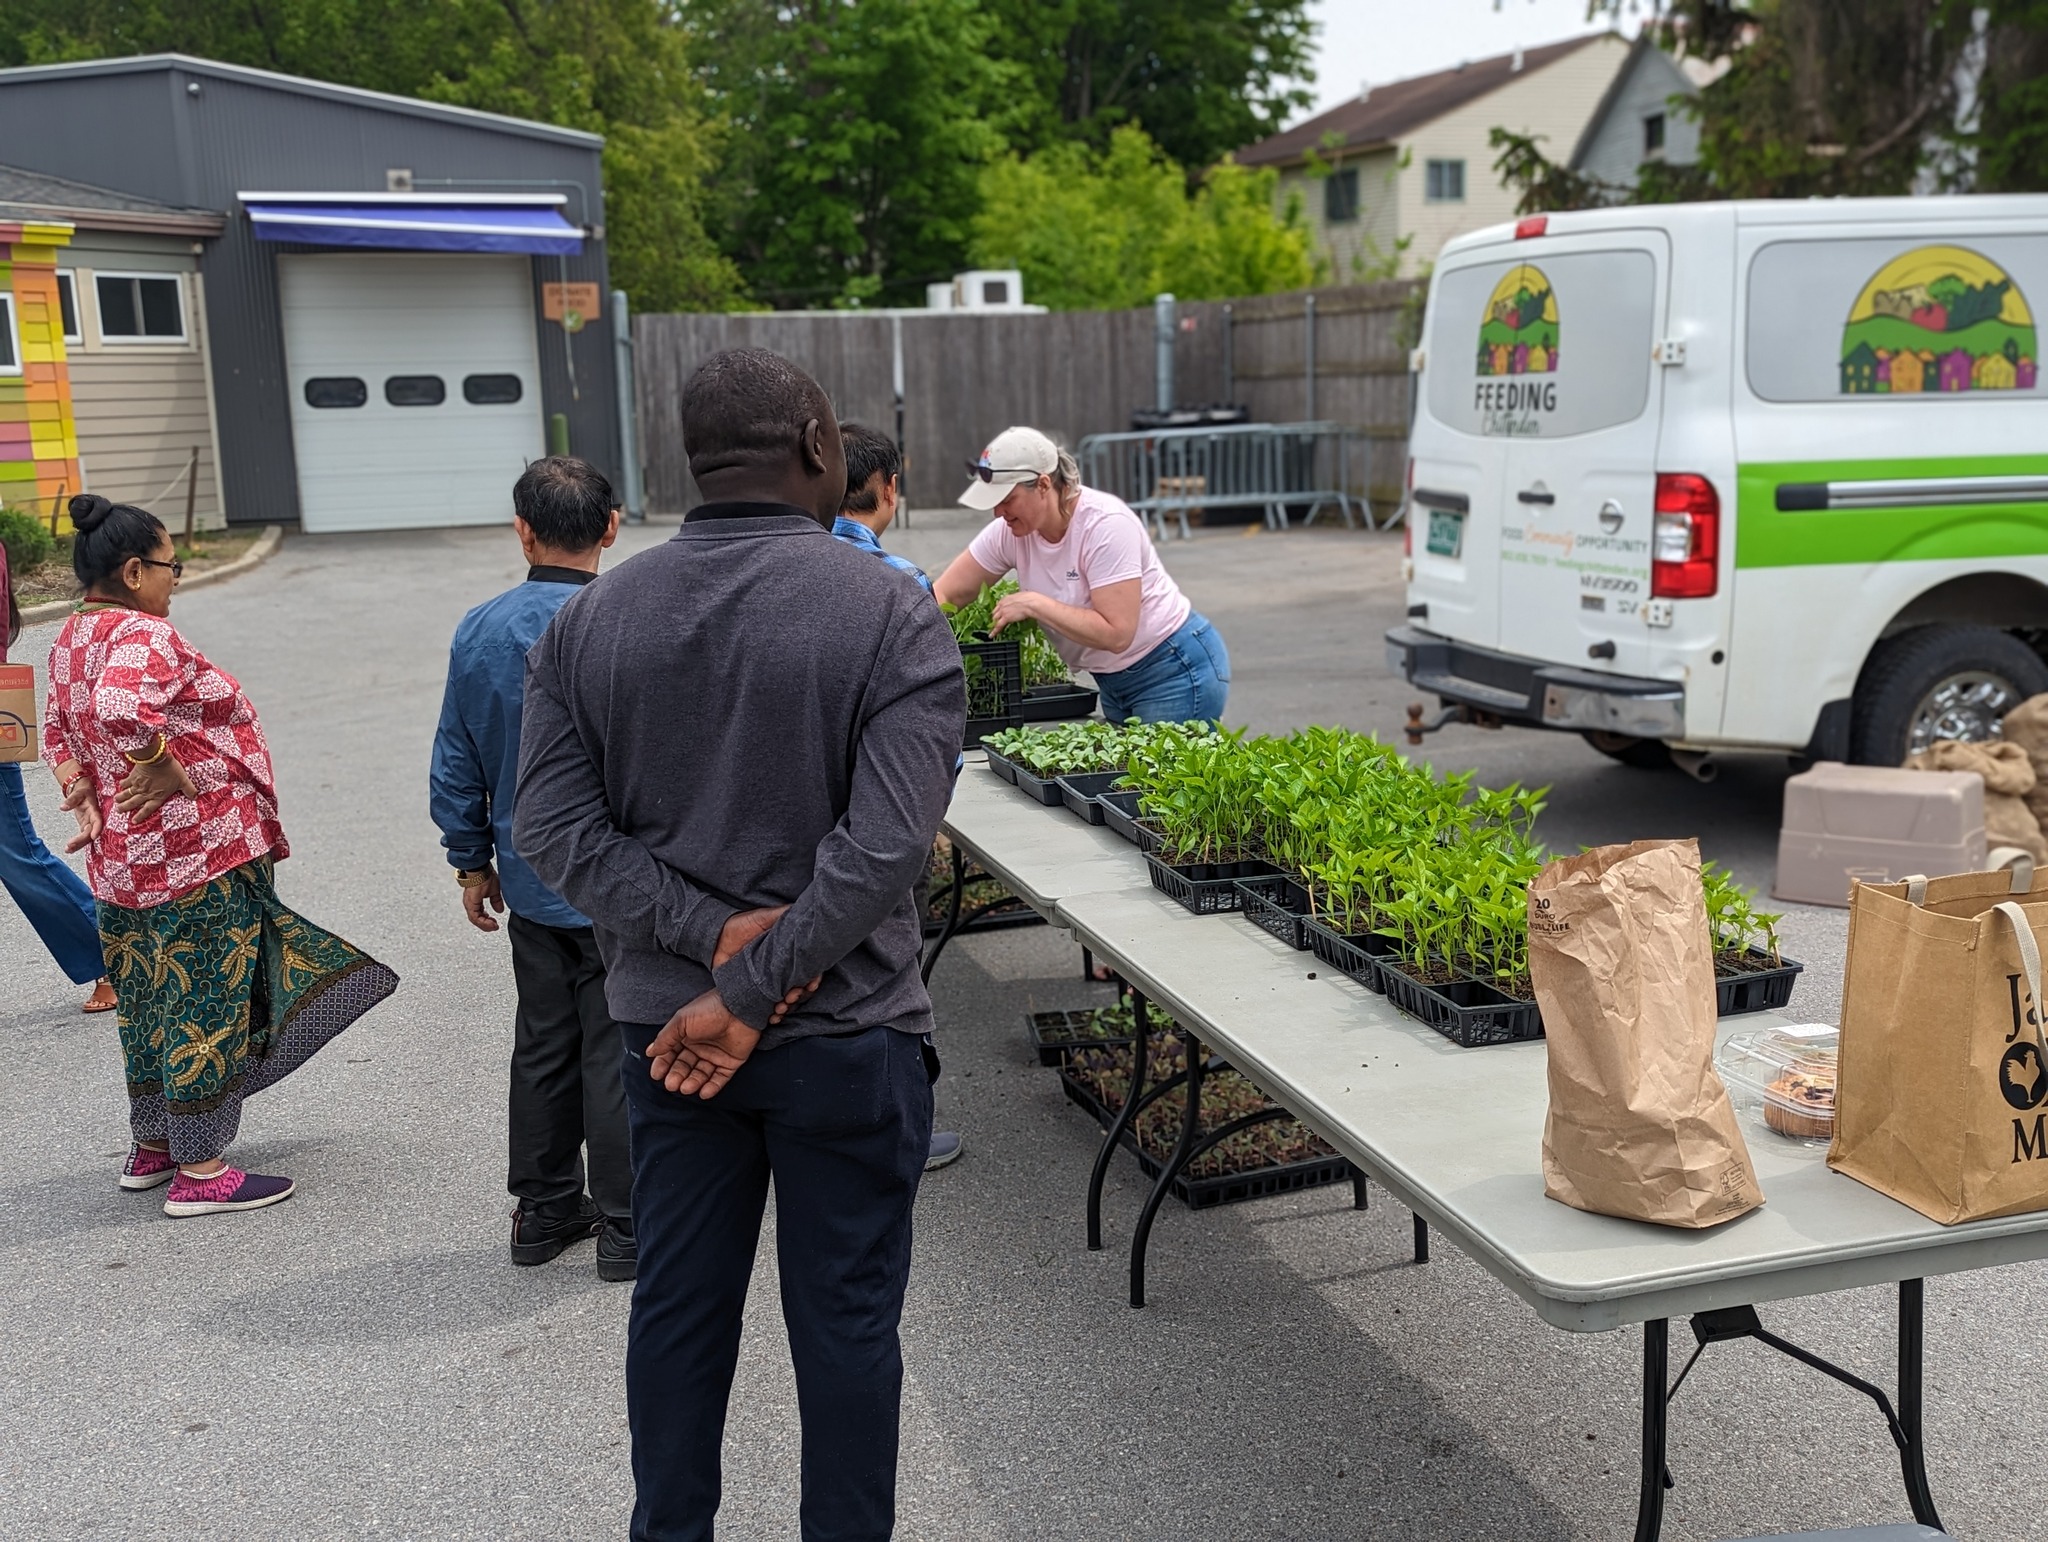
[97, 275, 140, 336]
[1644, 113, 1666, 153]
[0, 297, 16, 369]
[56, 273, 79, 340]
[138, 277, 183, 337]
[304, 377, 368, 409]
[1447, 160, 1465, 200]
[1324, 168, 1359, 224]
[462, 373, 523, 405]
[385, 374, 446, 407]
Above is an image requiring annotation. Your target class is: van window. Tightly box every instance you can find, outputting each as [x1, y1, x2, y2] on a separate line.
[1747, 236, 2045, 403]
[1426, 249, 1657, 437]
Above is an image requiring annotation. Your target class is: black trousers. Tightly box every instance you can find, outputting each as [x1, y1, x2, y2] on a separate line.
[619, 1022, 935, 1542]
[508, 913, 632, 1222]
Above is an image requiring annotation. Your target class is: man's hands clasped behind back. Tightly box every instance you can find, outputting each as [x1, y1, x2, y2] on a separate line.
[644, 905, 822, 1100]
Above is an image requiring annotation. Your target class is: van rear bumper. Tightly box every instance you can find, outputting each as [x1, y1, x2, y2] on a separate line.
[1384, 626, 1686, 740]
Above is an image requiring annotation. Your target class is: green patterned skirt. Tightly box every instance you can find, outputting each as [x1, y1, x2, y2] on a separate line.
[99, 859, 399, 1164]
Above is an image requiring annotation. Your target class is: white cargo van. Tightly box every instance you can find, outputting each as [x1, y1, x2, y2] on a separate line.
[1386, 196, 2048, 773]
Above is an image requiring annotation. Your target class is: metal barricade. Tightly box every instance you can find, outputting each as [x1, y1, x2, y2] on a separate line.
[1077, 422, 1373, 541]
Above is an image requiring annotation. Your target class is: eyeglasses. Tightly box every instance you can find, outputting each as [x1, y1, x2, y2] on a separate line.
[136, 557, 185, 580]
[964, 462, 1045, 483]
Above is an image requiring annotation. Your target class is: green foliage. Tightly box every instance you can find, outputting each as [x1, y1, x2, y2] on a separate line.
[969, 125, 1320, 311]
[982, 718, 1211, 776]
[0, 508, 54, 576]
[941, 578, 1069, 686]
[1701, 860, 1783, 962]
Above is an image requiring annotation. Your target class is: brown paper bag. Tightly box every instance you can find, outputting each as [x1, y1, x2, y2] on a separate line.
[1530, 838, 1765, 1228]
[1830, 861, 2048, 1224]
[0, 664, 36, 764]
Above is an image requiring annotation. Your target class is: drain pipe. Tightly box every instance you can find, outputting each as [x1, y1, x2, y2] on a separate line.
[1671, 749, 1719, 783]
[1154, 293, 1176, 411]
[612, 288, 645, 524]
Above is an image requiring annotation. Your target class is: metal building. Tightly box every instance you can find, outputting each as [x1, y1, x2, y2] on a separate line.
[0, 54, 619, 533]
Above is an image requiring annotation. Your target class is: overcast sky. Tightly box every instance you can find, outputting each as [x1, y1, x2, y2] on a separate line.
[1297, 0, 1650, 118]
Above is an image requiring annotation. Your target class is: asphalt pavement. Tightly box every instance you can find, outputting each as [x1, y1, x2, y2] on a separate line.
[0, 509, 2035, 1540]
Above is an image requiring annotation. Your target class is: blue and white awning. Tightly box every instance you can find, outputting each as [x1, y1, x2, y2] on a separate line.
[240, 192, 583, 255]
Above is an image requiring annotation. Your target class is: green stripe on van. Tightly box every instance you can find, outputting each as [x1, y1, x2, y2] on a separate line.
[1736, 455, 2048, 567]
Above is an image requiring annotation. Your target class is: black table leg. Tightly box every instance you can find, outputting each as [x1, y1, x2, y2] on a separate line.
[1635, 1319, 1670, 1542]
[918, 845, 966, 987]
[1412, 1215, 1429, 1264]
[1087, 991, 1150, 1251]
[1898, 1279, 1943, 1531]
[1129, 1027, 1204, 1308]
[1350, 1165, 1369, 1210]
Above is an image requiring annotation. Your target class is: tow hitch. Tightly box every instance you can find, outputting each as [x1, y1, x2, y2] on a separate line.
[1404, 702, 1501, 746]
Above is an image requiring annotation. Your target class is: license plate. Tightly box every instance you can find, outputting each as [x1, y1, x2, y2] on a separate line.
[1425, 507, 1465, 558]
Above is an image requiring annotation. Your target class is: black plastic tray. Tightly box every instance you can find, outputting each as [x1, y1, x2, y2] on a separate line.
[1026, 1008, 1134, 1068]
[1145, 854, 1278, 915]
[1379, 959, 1546, 1048]
[1018, 684, 1100, 723]
[1099, 791, 1163, 852]
[1057, 770, 1125, 825]
[1716, 949, 1804, 1016]
[1303, 917, 1399, 994]
[1234, 873, 1313, 951]
[1010, 761, 1067, 807]
[960, 637, 1023, 749]
[978, 740, 1020, 784]
[1058, 1070, 1351, 1210]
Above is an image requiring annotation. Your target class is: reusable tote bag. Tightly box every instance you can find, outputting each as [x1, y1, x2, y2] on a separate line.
[1830, 856, 2048, 1224]
[0, 664, 36, 763]
[1530, 838, 1765, 1229]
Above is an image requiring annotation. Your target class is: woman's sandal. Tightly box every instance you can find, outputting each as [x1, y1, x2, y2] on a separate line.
[82, 979, 118, 1014]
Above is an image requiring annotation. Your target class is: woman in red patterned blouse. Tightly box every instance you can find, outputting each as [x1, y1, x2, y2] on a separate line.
[44, 495, 397, 1218]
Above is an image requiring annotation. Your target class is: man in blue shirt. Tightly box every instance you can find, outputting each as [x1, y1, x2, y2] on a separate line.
[833, 422, 964, 1172]
[430, 456, 634, 1279]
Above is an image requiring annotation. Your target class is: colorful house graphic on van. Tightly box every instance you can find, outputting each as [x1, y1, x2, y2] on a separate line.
[1840, 245, 2036, 394]
[1477, 264, 1558, 376]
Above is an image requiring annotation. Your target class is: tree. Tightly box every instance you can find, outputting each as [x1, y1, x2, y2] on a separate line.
[968, 124, 1318, 311]
[981, 0, 1317, 175]
[0, 0, 745, 310]
[682, 0, 1017, 308]
[1961, 1, 2048, 190]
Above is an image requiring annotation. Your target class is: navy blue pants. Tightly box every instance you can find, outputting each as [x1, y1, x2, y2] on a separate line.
[619, 1022, 934, 1542]
[0, 762, 103, 985]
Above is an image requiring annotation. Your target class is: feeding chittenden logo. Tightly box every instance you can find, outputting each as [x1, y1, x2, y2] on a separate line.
[1475, 263, 1558, 435]
[1839, 244, 2037, 395]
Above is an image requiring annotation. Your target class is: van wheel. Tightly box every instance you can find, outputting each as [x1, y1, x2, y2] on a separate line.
[1582, 732, 1673, 769]
[1850, 625, 2048, 765]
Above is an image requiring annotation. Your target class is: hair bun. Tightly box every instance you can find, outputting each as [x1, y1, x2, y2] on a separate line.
[68, 493, 114, 533]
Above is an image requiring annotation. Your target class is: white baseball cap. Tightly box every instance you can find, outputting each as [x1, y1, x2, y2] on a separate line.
[959, 426, 1059, 510]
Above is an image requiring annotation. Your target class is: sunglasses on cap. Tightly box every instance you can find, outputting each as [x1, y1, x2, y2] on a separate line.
[964, 462, 1046, 483]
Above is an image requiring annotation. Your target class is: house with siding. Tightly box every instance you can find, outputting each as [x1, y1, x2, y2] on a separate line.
[0, 213, 81, 520]
[1234, 34, 1633, 281]
[1567, 32, 1705, 190]
[0, 165, 228, 529]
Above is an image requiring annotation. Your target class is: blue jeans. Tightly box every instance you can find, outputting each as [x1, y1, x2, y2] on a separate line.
[0, 761, 104, 984]
[1092, 612, 1230, 726]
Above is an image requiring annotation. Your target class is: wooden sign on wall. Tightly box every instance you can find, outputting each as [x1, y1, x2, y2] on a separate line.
[543, 282, 602, 333]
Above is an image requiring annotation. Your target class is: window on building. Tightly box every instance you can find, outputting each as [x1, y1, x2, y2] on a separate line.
[95, 273, 186, 341]
[55, 270, 80, 343]
[0, 293, 17, 375]
[1324, 168, 1361, 224]
[1644, 113, 1667, 159]
[1425, 159, 1466, 203]
[462, 374, 523, 405]
[385, 375, 446, 407]
[304, 377, 368, 409]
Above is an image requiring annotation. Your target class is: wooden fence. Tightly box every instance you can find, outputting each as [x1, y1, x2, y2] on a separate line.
[633, 278, 1421, 515]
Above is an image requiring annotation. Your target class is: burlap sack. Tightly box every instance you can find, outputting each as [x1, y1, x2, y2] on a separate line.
[2004, 694, 2048, 831]
[1908, 739, 2046, 863]
[1529, 838, 1765, 1229]
[1830, 862, 2048, 1224]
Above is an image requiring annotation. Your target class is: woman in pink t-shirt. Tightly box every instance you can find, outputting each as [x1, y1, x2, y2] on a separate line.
[933, 425, 1230, 725]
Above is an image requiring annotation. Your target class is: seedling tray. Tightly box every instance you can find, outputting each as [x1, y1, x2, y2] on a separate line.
[978, 740, 1020, 784]
[1058, 1070, 1351, 1210]
[1099, 791, 1163, 851]
[960, 637, 1023, 748]
[1010, 761, 1067, 807]
[1057, 771, 1125, 825]
[1026, 1008, 1134, 1068]
[1379, 958, 1546, 1048]
[1716, 949, 1804, 1016]
[1018, 684, 1100, 723]
[1303, 918, 1399, 994]
[1233, 874, 1313, 951]
[1145, 854, 1278, 915]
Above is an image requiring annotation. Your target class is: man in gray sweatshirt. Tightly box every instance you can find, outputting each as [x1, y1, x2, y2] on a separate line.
[514, 347, 965, 1542]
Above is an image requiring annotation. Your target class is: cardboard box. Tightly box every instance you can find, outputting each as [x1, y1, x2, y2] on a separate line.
[1774, 760, 1985, 907]
[0, 663, 36, 763]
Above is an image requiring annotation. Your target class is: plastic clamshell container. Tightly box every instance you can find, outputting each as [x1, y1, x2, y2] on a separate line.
[1715, 1024, 1839, 1149]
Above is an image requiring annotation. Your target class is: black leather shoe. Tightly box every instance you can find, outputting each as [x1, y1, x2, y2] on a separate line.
[509, 1202, 601, 1267]
[595, 1217, 637, 1282]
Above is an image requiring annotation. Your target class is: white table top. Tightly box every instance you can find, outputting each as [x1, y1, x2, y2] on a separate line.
[943, 763, 2048, 1332]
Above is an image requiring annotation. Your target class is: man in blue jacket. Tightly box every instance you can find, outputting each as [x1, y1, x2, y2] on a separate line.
[430, 456, 633, 1281]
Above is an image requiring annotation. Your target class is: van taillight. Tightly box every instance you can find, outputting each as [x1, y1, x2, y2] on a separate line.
[1403, 459, 1415, 557]
[1651, 473, 1719, 599]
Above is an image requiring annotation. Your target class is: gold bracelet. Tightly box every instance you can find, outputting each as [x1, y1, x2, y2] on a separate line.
[124, 736, 168, 766]
[455, 868, 493, 889]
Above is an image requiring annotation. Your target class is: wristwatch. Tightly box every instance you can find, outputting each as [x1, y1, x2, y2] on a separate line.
[455, 868, 493, 889]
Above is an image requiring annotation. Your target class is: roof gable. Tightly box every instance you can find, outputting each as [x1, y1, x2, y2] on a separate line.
[0, 159, 224, 234]
[1237, 33, 1615, 169]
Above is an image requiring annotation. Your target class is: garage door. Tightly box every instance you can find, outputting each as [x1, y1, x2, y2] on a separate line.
[279, 254, 543, 533]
